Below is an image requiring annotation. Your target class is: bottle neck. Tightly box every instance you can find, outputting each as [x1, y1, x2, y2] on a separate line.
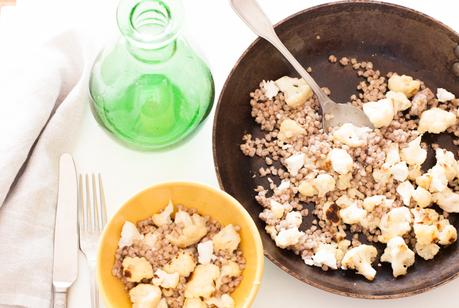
[117, 0, 183, 62]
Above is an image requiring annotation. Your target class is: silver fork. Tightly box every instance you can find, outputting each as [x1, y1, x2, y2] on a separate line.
[79, 174, 107, 308]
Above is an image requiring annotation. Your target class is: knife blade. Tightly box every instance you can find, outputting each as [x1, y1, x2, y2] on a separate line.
[52, 153, 78, 308]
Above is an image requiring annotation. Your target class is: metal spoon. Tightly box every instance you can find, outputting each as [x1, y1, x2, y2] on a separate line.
[230, 0, 373, 130]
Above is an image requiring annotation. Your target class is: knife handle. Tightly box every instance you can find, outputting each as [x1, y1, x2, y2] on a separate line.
[53, 291, 67, 308]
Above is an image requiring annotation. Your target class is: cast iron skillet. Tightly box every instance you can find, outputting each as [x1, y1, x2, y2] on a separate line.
[213, 1, 459, 299]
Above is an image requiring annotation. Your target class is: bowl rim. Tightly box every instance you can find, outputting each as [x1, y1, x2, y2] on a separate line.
[212, 0, 459, 299]
[96, 181, 265, 307]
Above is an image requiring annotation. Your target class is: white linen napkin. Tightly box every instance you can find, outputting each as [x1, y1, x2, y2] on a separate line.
[0, 29, 92, 307]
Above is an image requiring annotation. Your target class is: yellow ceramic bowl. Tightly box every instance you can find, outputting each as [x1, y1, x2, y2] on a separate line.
[97, 182, 264, 308]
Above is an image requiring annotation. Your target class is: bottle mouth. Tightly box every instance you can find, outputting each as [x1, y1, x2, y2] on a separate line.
[117, 0, 183, 49]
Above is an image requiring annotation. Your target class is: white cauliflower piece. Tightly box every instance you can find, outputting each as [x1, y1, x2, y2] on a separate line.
[336, 240, 351, 263]
[275, 228, 303, 249]
[336, 195, 355, 208]
[197, 240, 214, 265]
[168, 211, 208, 248]
[277, 180, 290, 191]
[362, 98, 395, 128]
[122, 257, 154, 283]
[373, 167, 391, 184]
[129, 284, 161, 308]
[185, 264, 220, 299]
[183, 298, 206, 308]
[261, 80, 279, 99]
[269, 200, 285, 219]
[408, 164, 422, 181]
[437, 88, 456, 102]
[414, 223, 439, 260]
[298, 179, 317, 197]
[332, 123, 371, 147]
[312, 243, 338, 269]
[341, 245, 378, 281]
[380, 236, 415, 277]
[278, 119, 305, 141]
[390, 162, 409, 182]
[212, 225, 241, 253]
[384, 143, 400, 167]
[339, 202, 367, 225]
[284, 153, 305, 176]
[328, 148, 354, 175]
[429, 165, 448, 193]
[416, 173, 432, 190]
[216, 261, 241, 289]
[206, 294, 235, 308]
[388, 74, 420, 97]
[312, 173, 336, 197]
[363, 195, 386, 211]
[437, 220, 457, 245]
[152, 269, 180, 289]
[378, 207, 412, 243]
[152, 201, 174, 227]
[412, 186, 432, 208]
[418, 108, 456, 134]
[400, 136, 427, 166]
[396, 181, 415, 206]
[386, 90, 411, 112]
[275, 76, 313, 108]
[118, 221, 142, 248]
[284, 211, 302, 229]
[435, 148, 458, 181]
[411, 207, 440, 224]
[336, 173, 352, 190]
[432, 188, 459, 213]
[164, 251, 196, 277]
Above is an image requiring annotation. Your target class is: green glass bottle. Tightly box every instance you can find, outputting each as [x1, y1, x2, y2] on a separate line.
[89, 0, 214, 149]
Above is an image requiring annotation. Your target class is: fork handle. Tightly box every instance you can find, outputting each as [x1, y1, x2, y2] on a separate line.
[89, 262, 100, 308]
[230, 0, 331, 104]
[53, 291, 67, 308]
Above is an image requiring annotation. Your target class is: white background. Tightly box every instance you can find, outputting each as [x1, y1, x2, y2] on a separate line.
[2, 1, 459, 307]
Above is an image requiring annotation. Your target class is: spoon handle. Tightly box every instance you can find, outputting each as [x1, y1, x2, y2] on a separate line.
[230, 0, 330, 104]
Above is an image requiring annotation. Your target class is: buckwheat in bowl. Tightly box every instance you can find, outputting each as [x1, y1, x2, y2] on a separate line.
[213, 1, 459, 299]
[97, 182, 264, 308]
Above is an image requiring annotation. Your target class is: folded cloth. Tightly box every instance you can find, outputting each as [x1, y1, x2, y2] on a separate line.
[0, 29, 91, 307]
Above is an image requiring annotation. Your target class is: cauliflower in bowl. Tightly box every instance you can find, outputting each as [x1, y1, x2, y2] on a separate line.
[112, 202, 246, 307]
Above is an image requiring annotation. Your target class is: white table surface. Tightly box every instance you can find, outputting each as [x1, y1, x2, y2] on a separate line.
[3, 0, 459, 307]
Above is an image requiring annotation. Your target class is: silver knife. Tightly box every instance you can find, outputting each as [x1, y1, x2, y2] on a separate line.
[52, 153, 78, 308]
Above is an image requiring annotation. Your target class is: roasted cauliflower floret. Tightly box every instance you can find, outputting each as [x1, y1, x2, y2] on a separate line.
[152, 201, 174, 227]
[129, 284, 162, 308]
[412, 186, 432, 208]
[378, 207, 412, 243]
[432, 188, 459, 213]
[206, 294, 235, 308]
[275, 227, 303, 248]
[163, 251, 196, 277]
[212, 225, 241, 253]
[396, 181, 415, 206]
[341, 245, 378, 281]
[435, 148, 458, 181]
[436, 88, 456, 102]
[216, 261, 241, 289]
[388, 74, 420, 97]
[328, 148, 354, 175]
[380, 236, 415, 277]
[312, 243, 338, 269]
[390, 162, 409, 182]
[168, 211, 208, 248]
[118, 221, 143, 248]
[122, 257, 154, 283]
[429, 165, 448, 193]
[332, 123, 371, 147]
[275, 76, 313, 108]
[386, 90, 411, 112]
[197, 240, 214, 265]
[312, 173, 336, 197]
[362, 98, 395, 128]
[414, 223, 439, 260]
[418, 108, 456, 134]
[400, 136, 427, 166]
[339, 202, 367, 225]
[278, 119, 305, 141]
[260, 80, 279, 99]
[284, 152, 305, 177]
[152, 269, 180, 289]
[185, 264, 220, 299]
[438, 221, 457, 245]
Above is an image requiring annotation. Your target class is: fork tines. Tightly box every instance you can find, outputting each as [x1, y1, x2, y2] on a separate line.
[78, 174, 107, 233]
